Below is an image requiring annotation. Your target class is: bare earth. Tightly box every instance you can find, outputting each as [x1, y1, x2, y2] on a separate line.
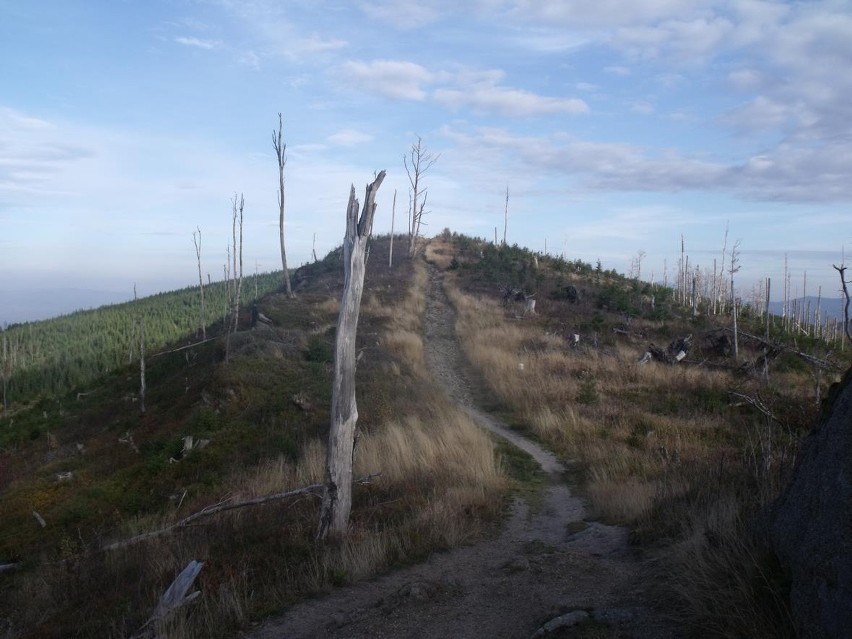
[249, 266, 676, 639]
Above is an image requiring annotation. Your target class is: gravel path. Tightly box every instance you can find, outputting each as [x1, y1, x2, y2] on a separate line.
[248, 265, 674, 639]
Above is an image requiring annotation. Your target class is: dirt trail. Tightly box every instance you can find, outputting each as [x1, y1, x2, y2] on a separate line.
[249, 266, 673, 639]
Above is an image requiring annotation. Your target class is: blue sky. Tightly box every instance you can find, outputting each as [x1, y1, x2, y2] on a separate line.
[2, 0, 851, 323]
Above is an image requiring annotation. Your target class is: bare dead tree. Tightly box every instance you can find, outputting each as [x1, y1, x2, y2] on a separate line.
[192, 227, 206, 340]
[833, 262, 851, 343]
[1, 329, 13, 417]
[273, 113, 294, 297]
[405, 136, 438, 258]
[134, 284, 146, 414]
[317, 170, 386, 540]
[230, 194, 244, 335]
[503, 185, 509, 246]
[718, 224, 729, 314]
[389, 189, 397, 268]
[730, 239, 742, 360]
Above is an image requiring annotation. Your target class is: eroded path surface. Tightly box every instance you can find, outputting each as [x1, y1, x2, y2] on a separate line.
[249, 266, 673, 639]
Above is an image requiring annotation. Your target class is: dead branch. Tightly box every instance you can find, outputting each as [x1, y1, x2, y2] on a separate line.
[103, 473, 381, 551]
[729, 391, 785, 427]
[130, 560, 204, 639]
[150, 337, 218, 359]
[0, 562, 20, 573]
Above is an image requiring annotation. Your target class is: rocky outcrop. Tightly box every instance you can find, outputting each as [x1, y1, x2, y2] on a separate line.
[771, 367, 852, 638]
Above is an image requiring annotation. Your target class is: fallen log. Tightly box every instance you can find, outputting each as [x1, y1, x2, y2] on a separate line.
[104, 472, 381, 551]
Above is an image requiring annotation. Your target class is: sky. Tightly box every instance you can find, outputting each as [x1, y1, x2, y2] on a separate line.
[1, 0, 851, 324]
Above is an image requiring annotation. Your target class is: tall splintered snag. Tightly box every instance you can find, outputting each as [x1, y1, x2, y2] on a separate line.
[273, 113, 294, 297]
[192, 227, 206, 340]
[503, 185, 509, 247]
[405, 136, 438, 258]
[834, 263, 851, 343]
[230, 194, 244, 335]
[317, 170, 386, 540]
[389, 189, 397, 268]
[730, 239, 741, 360]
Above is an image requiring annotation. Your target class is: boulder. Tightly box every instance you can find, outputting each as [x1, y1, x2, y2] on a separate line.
[770, 367, 852, 638]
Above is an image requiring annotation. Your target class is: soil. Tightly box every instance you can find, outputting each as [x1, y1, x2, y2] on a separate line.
[248, 265, 676, 639]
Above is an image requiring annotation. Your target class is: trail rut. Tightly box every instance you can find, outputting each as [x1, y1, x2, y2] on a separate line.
[249, 265, 673, 639]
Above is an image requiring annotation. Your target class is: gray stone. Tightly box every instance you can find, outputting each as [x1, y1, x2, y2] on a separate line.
[530, 610, 589, 637]
[770, 367, 852, 639]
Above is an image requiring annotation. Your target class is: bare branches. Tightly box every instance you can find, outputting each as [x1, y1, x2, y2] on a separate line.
[405, 136, 438, 258]
[273, 113, 294, 297]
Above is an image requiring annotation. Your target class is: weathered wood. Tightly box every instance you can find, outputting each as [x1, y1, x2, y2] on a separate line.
[274, 113, 294, 297]
[317, 171, 386, 540]
[130, 560, 204, 639]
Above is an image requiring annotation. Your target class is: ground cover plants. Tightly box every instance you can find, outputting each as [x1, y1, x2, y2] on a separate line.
[426, 232, 847, 637]
[0, 236, 508, 638]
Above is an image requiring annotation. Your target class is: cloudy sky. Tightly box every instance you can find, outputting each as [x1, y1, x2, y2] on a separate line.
[2, 0, 851, 323]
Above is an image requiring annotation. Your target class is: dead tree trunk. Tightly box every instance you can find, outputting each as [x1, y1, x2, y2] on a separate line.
[273, 113, 294, 297]
[192, 227, 206, 340]
[405, 136, 437, 258]
[230, 194, 244, 335]
[389, 189, 396, 268]
[317, 170, 386, 540]
[1, 331, 11, 416]
[834, 264, 851, 340]
[503, 185, 509, 246]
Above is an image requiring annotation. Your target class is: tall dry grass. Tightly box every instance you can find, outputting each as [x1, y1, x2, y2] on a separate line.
[442, 264, 799, 636]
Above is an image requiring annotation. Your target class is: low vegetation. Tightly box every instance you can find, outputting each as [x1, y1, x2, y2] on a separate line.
[427, 232, 846, 637]
[1, 230, 844, 638]
[0, 237, 508, 638]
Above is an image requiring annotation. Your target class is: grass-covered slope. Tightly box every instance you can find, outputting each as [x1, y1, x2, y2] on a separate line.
[0, 236, 508, 639]
[426, 232, 848, 638]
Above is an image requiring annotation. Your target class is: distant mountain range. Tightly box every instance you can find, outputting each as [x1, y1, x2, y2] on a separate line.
[767, 296, 847, 323]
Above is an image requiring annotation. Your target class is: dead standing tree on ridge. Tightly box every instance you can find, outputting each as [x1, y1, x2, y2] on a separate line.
[192, 227, 206, 340]
[317, 170, 386, 540]
[834, 262, 851, 344]
[405, 136, 438, 258]
[273, 113, 294, 297]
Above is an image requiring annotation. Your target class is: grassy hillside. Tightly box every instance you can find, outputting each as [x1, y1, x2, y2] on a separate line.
[0, 236, 509, 638]
[425, 232, 848, 637]
[0, 231, 846, 638]
[0, 272, 285, 413]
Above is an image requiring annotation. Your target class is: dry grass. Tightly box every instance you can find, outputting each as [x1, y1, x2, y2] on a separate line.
[0, 239, 509, 639]
[436, 241, 816, 637]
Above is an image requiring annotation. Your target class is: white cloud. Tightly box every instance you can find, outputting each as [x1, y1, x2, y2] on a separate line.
[613, 15, 733, 61]
[327, 129, 373, 146]
[293, 35, 347, 54]
[507, 0, 706, 29]
[358, 1, 444, 28]
[631, 100, 655, 115]
[440, 124, 852, 203]
[604, 65, 630, 76]
[342, 60, 588, 116]
[434, 85, 588, 117]
[174, 36, 221, 49]
[341, 59, 434, 100]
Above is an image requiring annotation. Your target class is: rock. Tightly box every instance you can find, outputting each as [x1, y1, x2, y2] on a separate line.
[530, 610, 589, 637]
[770, 367, 852, 638]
